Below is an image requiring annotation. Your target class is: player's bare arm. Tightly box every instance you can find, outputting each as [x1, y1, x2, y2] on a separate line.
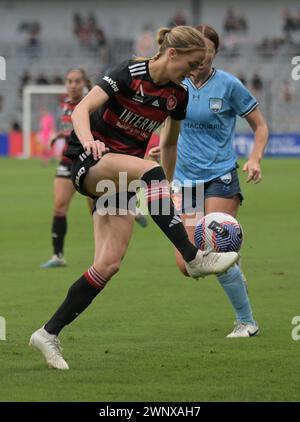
[71, 85, 109, 160]
[243, 107, 269, 183]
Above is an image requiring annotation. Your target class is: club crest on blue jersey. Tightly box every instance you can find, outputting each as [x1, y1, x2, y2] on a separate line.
[209, 98, 223, 113]
[220, 172, 232, 184]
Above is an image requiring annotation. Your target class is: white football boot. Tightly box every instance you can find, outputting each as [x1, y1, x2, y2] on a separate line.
[184, 250, 239, 279]
[226, 321, 259, 338]
[40, 254, 66, 269]
[29, 327, 69, 370]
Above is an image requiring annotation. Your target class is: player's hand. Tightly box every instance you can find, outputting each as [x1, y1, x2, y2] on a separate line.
[147, 146, 161, 162]
[83, 140, 109, 160]
[243, 159, 262, 183]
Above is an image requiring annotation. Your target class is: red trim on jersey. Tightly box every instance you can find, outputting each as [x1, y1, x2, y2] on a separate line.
[92, 130, 146, 157]
[145, 133, 160, 156]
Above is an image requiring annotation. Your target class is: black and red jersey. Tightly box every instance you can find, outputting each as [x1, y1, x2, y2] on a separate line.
[65, 59, 188, 159]
[58, 96, 81, 164]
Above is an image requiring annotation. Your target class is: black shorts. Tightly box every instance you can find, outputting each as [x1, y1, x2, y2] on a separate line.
[71, 152, 100, 198]
[55, 162, 72, 179]
[71, 152, 137, 213]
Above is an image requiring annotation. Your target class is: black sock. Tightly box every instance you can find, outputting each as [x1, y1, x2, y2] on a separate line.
[141, 166, 197, 262]
[52, 216, 67, 256]
[45, 268, 108, 336]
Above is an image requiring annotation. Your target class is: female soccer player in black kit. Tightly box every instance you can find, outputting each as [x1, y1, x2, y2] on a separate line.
[40, 67, 147, 269]
[30, 26, 238, 369]
[40, 68, 93, 268]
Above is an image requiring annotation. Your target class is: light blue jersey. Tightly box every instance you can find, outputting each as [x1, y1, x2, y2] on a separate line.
[174, 69, 258, 183]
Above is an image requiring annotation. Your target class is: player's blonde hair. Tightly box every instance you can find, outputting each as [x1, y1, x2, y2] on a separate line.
[153, 25, 206, 59]
[134, 25, 207, 61]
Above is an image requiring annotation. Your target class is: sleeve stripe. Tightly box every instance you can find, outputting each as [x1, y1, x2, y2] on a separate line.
[240, 102, 259, 118]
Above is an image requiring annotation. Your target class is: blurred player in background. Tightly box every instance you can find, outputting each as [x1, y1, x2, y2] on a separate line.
[169, 25, 269, 337]
[40, 68, 93, 268]
[37, 108, 55, 166]
[30, 25, 239, 369]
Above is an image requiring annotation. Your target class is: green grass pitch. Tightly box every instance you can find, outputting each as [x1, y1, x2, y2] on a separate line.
[0, 157, 299, 402]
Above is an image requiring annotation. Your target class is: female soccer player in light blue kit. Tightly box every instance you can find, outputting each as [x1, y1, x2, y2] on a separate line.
[164, 25, 269, 338]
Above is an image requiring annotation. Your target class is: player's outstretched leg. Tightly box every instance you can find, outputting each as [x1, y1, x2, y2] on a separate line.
[30, 213, 134, 369]
[184, 249, 239, 278]
[30, 269, 108, 369]
[29, 327, 69, 370]
[141, 166, 238, 278]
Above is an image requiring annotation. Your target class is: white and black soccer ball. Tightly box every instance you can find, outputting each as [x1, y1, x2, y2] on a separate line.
[194, 212, 243, 253]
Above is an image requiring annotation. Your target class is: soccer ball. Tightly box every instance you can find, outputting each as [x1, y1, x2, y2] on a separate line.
[194, 212, 243, 252]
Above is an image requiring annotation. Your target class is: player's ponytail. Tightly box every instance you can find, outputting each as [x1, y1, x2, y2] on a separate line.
[134, 25, 206, 62]
[195, 24, 219, 52]
[156, 27, 172, 47]
[152, 25, 206, 61]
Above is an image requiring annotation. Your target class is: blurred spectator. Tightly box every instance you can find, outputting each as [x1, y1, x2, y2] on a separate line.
[282, 9, 300, 46]
[251, 73, 263, 96]
[237, 73, 247, 86]
[94, 26, 108, 62]
[281, 81, 294, 102]
[19, 69, 32, 95]
[11, 120, 21, 131]
[0, 95, 3, 113]
[168, 11, 187, 27]
[95, 27, 106, 48]
[222, 8, 249, 55]
[221, 33, 240, 56]
[52, 75, 64, 85]
[223, 8, 240, 33]
[19, 21, 41, 48]
[283, 9, 299, 35]
[77, 22, 92, 46]
[28, 22, 41, 47]
[223, 8, 248, 33]
[73, 12, 84, 37]
[134, 29, 155, 58]
[73, 13, 106, 51]
[256, 36, 285, 56]
[87, 12, 98, 33]
[36, 73, 49, 85]
[238, 15, 248, 33]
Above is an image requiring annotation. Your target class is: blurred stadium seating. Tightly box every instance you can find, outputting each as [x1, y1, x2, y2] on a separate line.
[0, 0, 299, 140]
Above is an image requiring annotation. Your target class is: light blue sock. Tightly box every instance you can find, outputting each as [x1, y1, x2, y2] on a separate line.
[217, 264, 254, 324]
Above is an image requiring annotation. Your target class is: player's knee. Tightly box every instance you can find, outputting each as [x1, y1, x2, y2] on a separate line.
[93, 258, 121, 279]
[54, 202, 69, 216]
